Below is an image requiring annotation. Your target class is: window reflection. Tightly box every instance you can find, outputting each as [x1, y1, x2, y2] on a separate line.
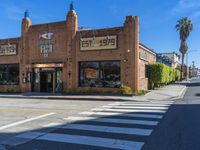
[0, 64, 19, 85]
[79, 61, 121, 88]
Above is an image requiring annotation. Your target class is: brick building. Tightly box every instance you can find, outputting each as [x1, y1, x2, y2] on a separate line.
[0, 4, 156, 93]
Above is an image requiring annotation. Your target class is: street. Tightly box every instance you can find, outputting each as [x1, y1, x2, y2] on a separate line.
[0, 79, 199, 150]
[0, 97, 173, 149]
[143, 78, 200, 150]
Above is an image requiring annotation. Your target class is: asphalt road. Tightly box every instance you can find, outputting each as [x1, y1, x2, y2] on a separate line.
[0, 96, 174, 150]
[143, 78, 200, 150]
[0, 80, 199, 150]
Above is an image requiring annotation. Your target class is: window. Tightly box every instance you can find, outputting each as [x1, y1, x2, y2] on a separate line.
[0, 64, 19, 85]
[79, 61, 121, 88]
[145, 65, 149, 78]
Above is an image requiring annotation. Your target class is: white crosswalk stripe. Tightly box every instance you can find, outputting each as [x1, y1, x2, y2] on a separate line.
[41, 132, 144, 150]
[102, 105, 169, 110]
[108, 103, 171, 107]
[62, 124, 152, 136]
[16, 132, 144, 150]
[65, 116, 159, 126]
[10, 100, 174, 150]
[92, 108, 167, 113]
[80, 111, 163, 119]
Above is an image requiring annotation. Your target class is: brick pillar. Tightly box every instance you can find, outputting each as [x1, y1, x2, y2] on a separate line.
[64, 5, 78, 92]
[122, 16, 140, 92]
[20, 11, 32, 93]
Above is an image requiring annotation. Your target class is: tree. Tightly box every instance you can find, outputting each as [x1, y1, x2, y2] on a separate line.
[176, 17, 193, 79]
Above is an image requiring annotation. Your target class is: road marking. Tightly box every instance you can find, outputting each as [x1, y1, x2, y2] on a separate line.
[62, 124, 152, 136]
[119, 101, 174, 105]
[108, 103, 171, 107]
[37, 133, 144, 150]
[0, 113, 55, 131]
[80, 111, 163, 119]
[65, 116, 158, 126]
[92, 108, 166, 113]
[102, 105, 169, 110]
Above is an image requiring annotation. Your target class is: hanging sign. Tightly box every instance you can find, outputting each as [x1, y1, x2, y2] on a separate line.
[80, 35, 117, 51]
[0, 44, 17, 56]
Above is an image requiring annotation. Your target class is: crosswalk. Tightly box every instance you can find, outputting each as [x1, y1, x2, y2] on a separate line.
[5, 100, 174, 150]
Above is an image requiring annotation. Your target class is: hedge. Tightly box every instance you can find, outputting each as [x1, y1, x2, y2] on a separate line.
[147, 63, 181, 88]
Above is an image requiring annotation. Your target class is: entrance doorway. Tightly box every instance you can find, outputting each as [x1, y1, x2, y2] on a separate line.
[32, 67, 63, 93]
[40, 72, 53, 92]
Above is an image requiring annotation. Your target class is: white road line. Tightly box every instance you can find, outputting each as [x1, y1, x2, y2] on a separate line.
[119, 102, 174, 105]
[80, 111, 163, 119]
[65, 116, 158, 126]
[37, 133, 144, 150]
[62, 124, 152, 136]
[92, 108, 166, 113]
[102, 105, 169, 110]
[108, 103, 171, 107]
[0, 113, 55, 131]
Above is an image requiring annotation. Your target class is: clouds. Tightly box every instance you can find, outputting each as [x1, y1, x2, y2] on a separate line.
[171, 0, 200, 18]
[172, 0, 200, 13]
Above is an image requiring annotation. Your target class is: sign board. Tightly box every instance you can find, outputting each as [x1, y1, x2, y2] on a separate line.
[33, 63, 64, 68]
[0, 44, 17, 56]
[139, 51, 148, 61]
[80, 35, 117, 51]
[38, 32, 54, 57]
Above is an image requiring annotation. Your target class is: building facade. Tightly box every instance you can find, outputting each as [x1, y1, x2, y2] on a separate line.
[0, 5, 156, 93]
[157, 52, 180, 68]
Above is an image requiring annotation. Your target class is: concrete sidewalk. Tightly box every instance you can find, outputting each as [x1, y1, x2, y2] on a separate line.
[0, 84, 187, 101]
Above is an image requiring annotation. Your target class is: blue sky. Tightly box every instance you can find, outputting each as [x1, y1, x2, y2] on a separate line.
[0, 0, 200, 67]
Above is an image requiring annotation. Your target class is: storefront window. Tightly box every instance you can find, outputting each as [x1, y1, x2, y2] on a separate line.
[0, 64, 19, 85]
[79, 61, 121, 88]
[56, 68, 63, 92]
[101, 61, 121, 88]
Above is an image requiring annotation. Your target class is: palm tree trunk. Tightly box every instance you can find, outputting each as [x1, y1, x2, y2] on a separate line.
[181, 53, 185, 80]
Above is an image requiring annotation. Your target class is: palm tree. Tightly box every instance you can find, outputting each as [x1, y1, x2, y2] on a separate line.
[176, 17, 193, 80]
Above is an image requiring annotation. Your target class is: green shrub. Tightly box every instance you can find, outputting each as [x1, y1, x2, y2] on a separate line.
[119, 84, 133, 95]
[148, 63, 181, 88]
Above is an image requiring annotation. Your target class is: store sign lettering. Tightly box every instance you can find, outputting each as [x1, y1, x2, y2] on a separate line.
[0, 44, 17, 56]
[38, 32, 54, 57]
[80, 35, 117, 51]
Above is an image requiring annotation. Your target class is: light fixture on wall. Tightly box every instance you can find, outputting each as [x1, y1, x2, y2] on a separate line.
[123, 59, 128, 63]
[127, 49, 131, 53]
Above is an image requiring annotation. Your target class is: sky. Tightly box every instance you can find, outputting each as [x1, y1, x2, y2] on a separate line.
[0, 0, 200, 67]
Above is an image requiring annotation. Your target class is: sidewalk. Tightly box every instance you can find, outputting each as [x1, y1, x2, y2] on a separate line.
[0, 84, 187, 101]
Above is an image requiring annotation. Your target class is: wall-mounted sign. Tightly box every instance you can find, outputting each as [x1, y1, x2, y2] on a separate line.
[80, 35, 117, 51]
[139, 51, 148, 61]
[38, 32, 54, 57]
[33, 63, 64, 68]
[0, 44, 17, 56]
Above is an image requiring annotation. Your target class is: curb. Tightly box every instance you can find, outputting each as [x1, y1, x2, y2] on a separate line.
[169, 86, 187, 100]
[0, 85, 187, 102]
[0, 95, 141, 102]
[179, 86, 188, 99]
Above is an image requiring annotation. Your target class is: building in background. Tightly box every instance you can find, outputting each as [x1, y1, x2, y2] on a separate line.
[0, 3, 156, 93]
[156, 52, 180, 68]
